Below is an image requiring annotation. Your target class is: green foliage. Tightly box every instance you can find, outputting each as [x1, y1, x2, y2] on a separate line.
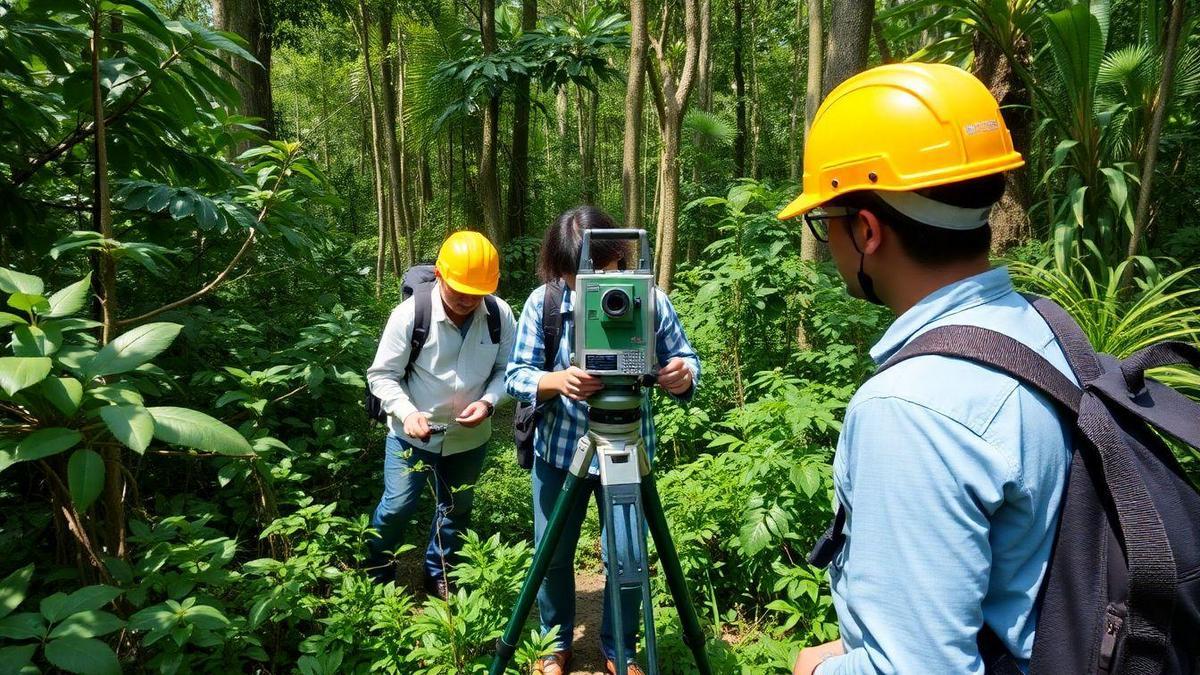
[0, 565, 124, 675]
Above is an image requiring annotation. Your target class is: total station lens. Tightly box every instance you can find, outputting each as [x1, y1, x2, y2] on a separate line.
[601, 288, 630, 318]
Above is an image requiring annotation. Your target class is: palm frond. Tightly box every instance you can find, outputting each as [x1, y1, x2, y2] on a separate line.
[684, 110, 736, 146]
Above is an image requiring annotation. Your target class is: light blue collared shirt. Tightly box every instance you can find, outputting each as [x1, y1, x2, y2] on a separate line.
[817, 267, 1074, 674]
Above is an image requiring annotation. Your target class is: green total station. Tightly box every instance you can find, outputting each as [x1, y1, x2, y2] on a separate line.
[489, 229, 713, 675]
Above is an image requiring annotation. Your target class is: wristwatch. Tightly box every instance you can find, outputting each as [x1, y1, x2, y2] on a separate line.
[481, 400, 495, 417]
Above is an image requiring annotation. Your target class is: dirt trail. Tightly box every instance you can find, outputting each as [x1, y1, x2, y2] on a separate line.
[568, 569, 608, 674]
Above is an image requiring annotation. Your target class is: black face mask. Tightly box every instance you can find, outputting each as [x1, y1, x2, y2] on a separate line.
[844, 221, 884, 306]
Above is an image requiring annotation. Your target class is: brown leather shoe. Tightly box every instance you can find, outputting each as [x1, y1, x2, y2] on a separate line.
[605, 658, 645, 675]
[533, 649, 572, 675]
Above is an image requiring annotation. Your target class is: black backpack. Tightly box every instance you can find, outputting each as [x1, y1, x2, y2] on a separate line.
[511, 281, 565, 470]
[364, 264, 501, 423]
[809, 295, 1200, 674]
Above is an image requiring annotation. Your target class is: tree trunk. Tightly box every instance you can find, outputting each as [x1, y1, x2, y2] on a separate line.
[800, 0, 825, 263]
[748, 2, 761, 179]
[788, 0, 803, 183]
[211, 0, 275, 136]
[1127, 0, 1184, 269]
[650, 0, 709, 292]
[479, 0, 502, 246]
[579, 86, 598, 203]
[623, 0, 648, 230]
[355, 1, 390, 296]
[396, 36, 417, 261]
[973, 32, 1033, 254]
[378, 8, 413, 269]
[508, 0, 536, 239]
[732, 0, 747, 177]
[91, 7, 125, 561]
[821, 0, 873, 97]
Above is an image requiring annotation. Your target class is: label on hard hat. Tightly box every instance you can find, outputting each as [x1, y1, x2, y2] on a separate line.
[964, 120, 1001, 135]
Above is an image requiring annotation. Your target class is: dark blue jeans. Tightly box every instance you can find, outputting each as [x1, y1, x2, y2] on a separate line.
[532, 455, 640, 661]
[366, 434, 487, 583]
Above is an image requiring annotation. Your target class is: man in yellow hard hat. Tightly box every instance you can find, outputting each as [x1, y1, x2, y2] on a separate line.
[779, 64, 1074, 674]
[365, 231, 517, 596]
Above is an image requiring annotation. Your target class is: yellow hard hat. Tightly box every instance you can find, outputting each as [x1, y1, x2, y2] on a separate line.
[435, 231, 500, 295]
[778, 62, 1024, 221]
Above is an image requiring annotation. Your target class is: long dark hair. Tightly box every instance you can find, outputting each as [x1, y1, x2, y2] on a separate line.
[538, 206, 629, 282]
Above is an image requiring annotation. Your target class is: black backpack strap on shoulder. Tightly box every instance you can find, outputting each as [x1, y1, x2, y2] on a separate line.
[882, 323, 1179, 675]
[1024, 294, 1103, 382]
[483, 295, 502, 344]
[406, 285, 433, 378]
[878, 325, 1082, 413]
[542, 281, 565, 370]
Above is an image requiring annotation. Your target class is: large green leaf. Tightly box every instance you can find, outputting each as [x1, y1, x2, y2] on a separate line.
[0, 268, 44, 295]
[67, 449, 105, 512]
[45, 274, 93, 318]
[43, 636, 120, 675]
[0, 612, 45, 640]
[0, 645, 36, 674]
[148, 407, 253, 455]
[11, 324, 63, 356]
[7, 293, 49, 314]
[13, 428, 82, 463]
[0, 312, 28, 328]
[84, 322, 182, 379]
[0, 357, 53, 396]
[39, 377, 83, 416]
[0, 564, 34, 620]
[40, 586, 121, 624]
[99, 405, 154, 454]
[48, 610, 125, 639]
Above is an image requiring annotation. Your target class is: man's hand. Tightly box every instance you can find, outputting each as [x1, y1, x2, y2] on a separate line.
[403, 411, 433, 441]
[792, 640, 845, 675]
[550, 366, 604, 401]
[656, 357, 693, 396]
[456, 401, 492, 428]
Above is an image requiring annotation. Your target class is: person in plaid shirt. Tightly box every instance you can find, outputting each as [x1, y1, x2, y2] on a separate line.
[505, 206, 701, 675]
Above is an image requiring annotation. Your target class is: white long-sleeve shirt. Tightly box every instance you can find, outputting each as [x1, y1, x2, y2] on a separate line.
[366, 281, 516, 455]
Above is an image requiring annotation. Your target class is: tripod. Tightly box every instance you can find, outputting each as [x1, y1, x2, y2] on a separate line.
[490, 383, 713, 675]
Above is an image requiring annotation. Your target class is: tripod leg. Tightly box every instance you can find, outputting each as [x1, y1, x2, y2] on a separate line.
[641, 474, 714, 675]
[490, 472, 589, 675]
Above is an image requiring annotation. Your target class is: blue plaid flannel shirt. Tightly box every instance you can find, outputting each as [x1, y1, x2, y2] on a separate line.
[505, 282, 701, 474]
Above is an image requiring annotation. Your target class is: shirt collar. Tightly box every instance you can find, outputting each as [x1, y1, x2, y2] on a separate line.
[562, 283, 574, 314]
[869, 266, 1015, 364]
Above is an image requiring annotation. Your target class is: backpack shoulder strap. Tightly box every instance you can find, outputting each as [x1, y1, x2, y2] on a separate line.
[1024, 294, 1103, 382]
[542, 281, 565, 370]
[878, 324, 1082, 413]
[882, 323, 1180, 674]
[483, 295, 501, 344]
[406, 285, 433, 377]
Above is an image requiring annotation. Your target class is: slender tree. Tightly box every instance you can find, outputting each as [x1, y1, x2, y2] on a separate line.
[508, 0, 537, 239]
[799, 0, 824, 264]
[479, 0, 503, 245]
[733, 0, 747, 176]
[354, 0, 393, 295]
[648, 0, 710, 292]
[379, 6, 414, 267]
[622, 0, 649, 230]
[1127, 0, 1185, 269]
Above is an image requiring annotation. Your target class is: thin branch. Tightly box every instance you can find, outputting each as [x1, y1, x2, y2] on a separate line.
[674, 0, 702, 110]
[115, 153, 294, 328]
[115, 228, 257, 327]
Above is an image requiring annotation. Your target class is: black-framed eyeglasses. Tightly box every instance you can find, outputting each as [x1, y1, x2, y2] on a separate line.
[803, 207, 860, 243]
